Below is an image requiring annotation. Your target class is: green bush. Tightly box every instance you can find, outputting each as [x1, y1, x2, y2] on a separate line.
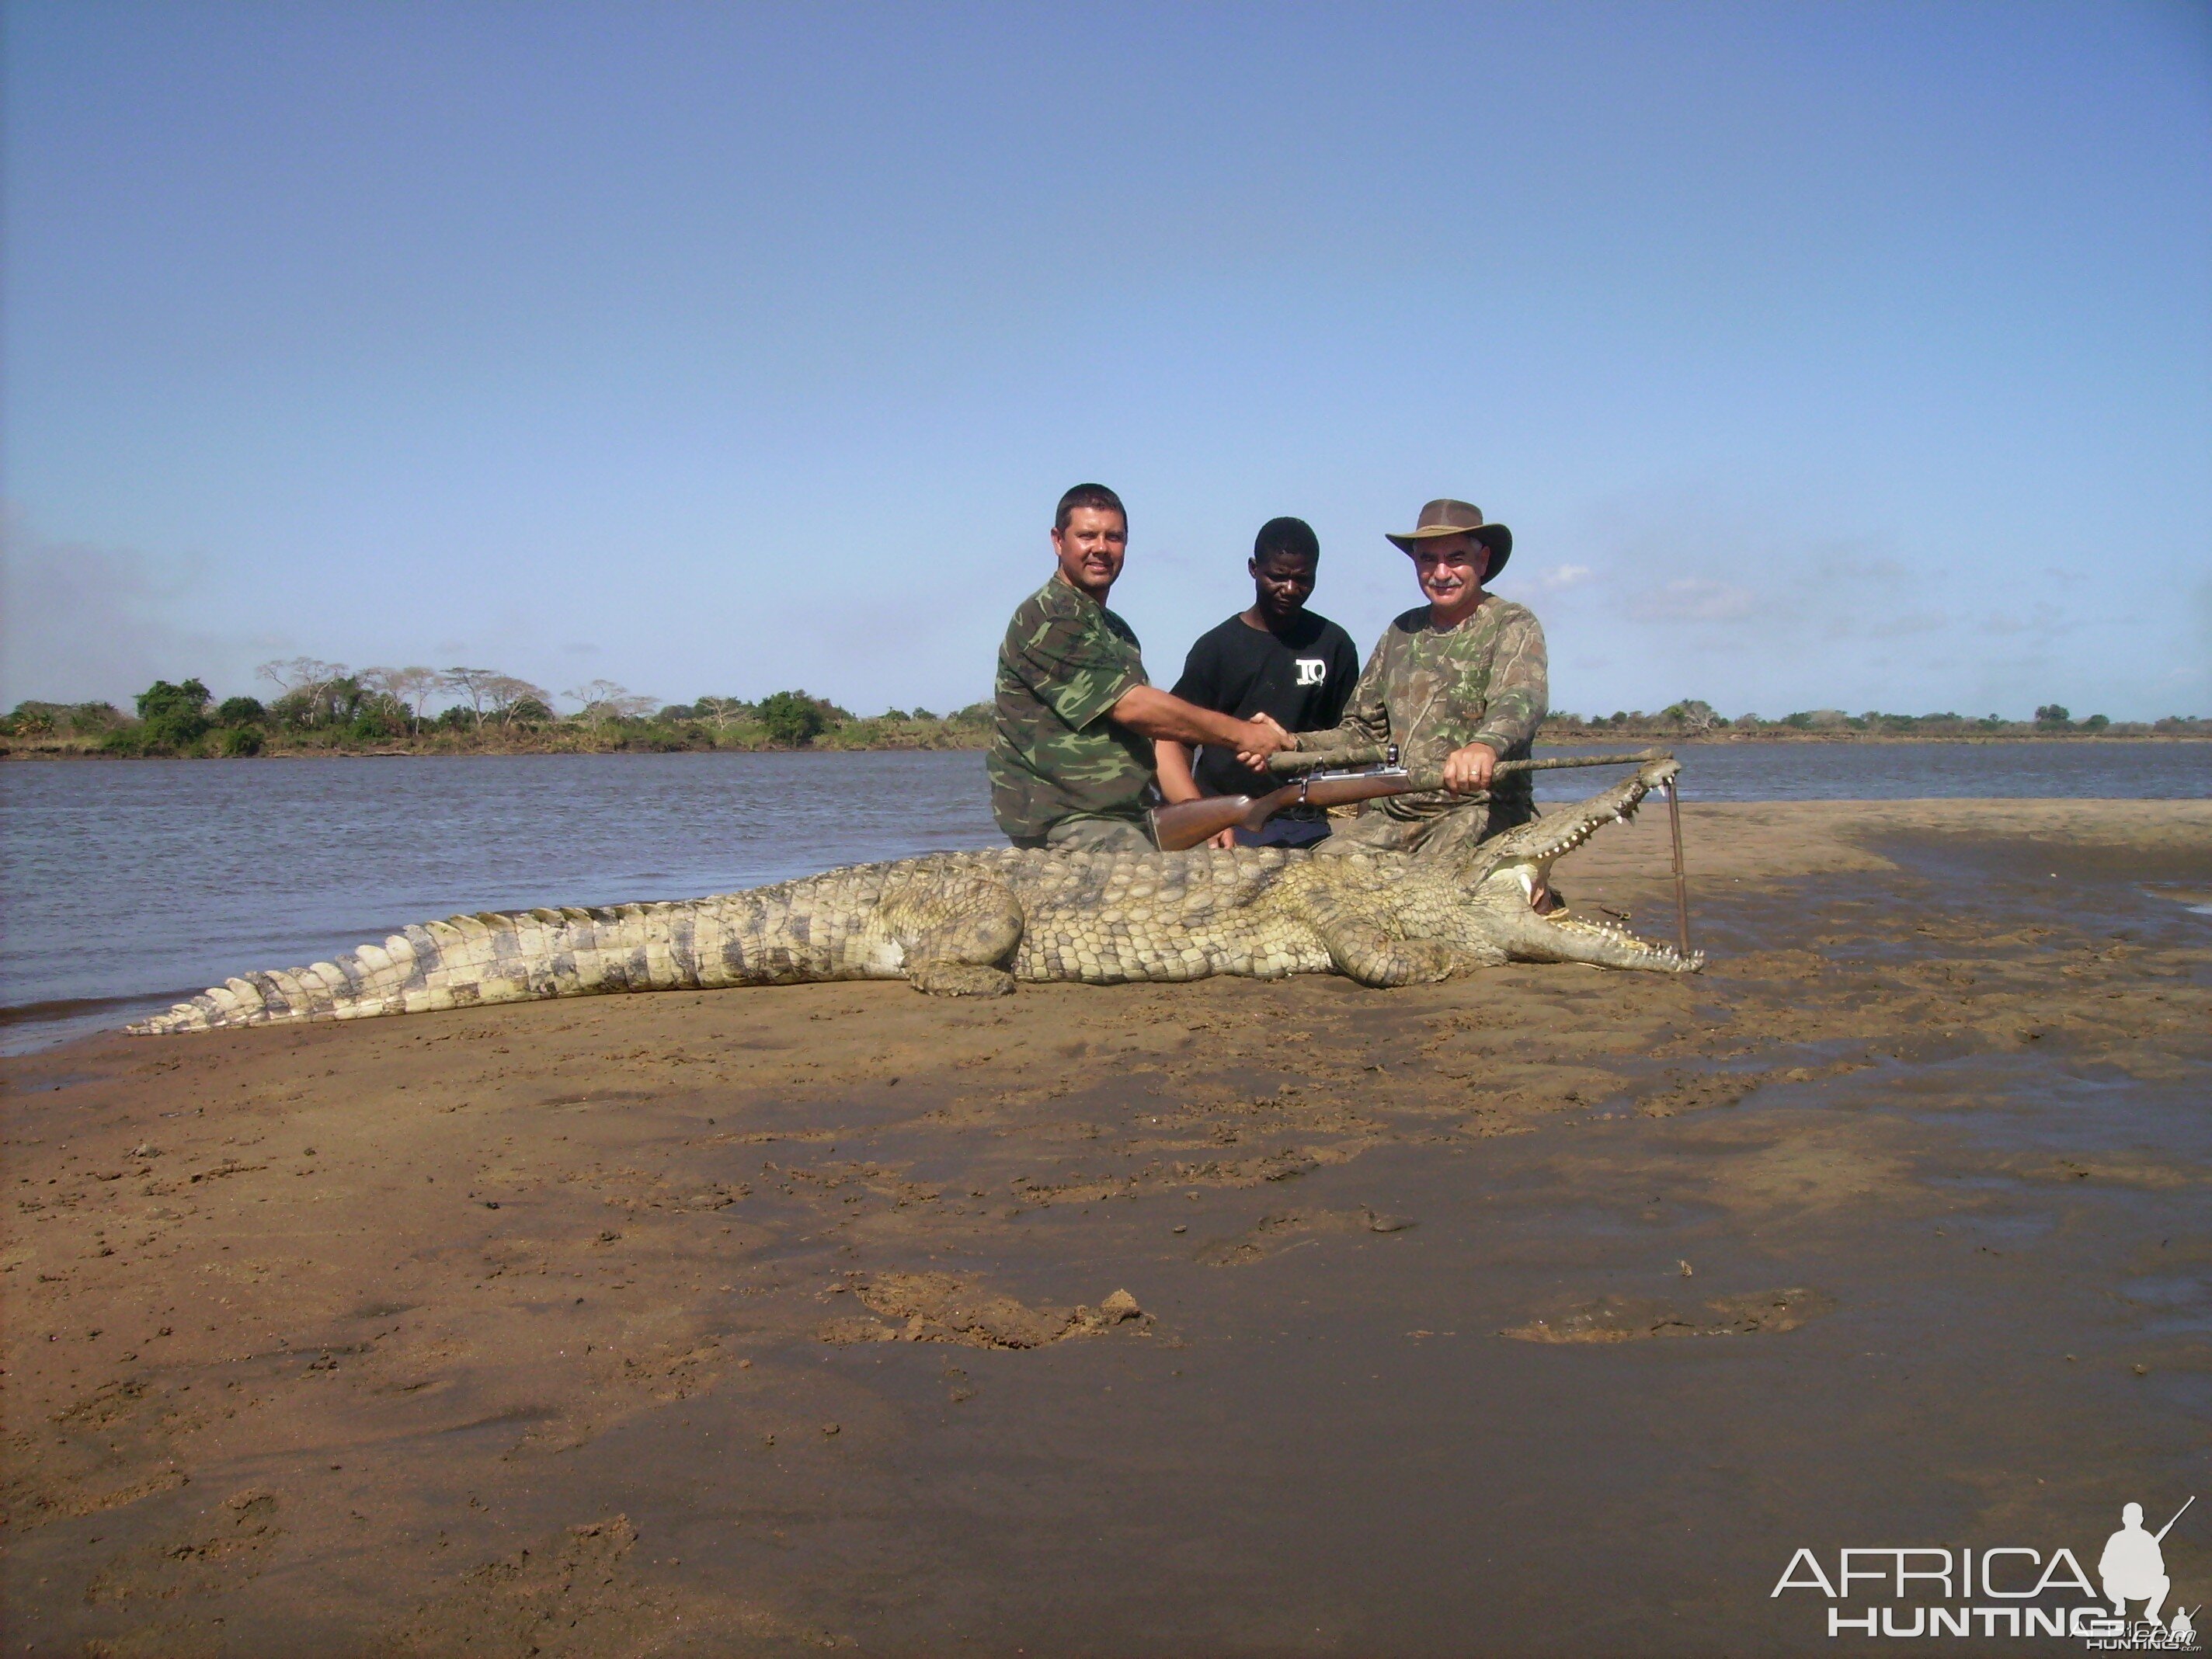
[758, 690, 829, 746]
[9, 699, 120, 735]
[218, 725, 264, 756]
[217, 696, 266, 726]
[135, 677, 212, 749]
[346, 708, 405, 743]
[135, 677, 208, 719]
[146, 712, 207, 750]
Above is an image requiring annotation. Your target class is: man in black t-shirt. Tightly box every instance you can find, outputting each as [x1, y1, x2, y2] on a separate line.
[1156, 516, 1362, 847]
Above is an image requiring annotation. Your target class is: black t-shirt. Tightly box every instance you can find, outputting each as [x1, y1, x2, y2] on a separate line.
[1170, 610, 1362, 797]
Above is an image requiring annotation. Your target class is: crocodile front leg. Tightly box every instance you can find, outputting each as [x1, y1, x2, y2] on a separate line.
[1309, 913, 1501, 987]
[878, 872, 1024, 996]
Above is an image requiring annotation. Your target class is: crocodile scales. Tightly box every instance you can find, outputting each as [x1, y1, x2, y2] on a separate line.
[130, 760, 1699, 1035]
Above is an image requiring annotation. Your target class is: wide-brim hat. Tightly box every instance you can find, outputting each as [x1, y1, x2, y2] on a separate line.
[1385, 499, 1511, 577]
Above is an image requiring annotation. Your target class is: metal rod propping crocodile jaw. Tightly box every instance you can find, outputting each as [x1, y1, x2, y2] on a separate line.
[1666, 777, 1692, 958]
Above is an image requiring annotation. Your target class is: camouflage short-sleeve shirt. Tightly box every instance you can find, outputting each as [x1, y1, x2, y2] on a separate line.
[1299, 595, 1549, 824]
[987, 576, 1154, 840]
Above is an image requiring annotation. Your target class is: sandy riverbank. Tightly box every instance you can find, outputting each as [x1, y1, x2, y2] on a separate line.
[5, 800, 2208, 1655]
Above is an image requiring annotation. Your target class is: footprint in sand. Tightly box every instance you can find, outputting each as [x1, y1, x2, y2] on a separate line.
[1503, 1287, 1833, 1343]
[817, 1271, 1147, 1349]
[1195, 1209, 1414, 1267]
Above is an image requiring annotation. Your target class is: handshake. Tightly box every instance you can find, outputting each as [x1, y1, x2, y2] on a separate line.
[1189, 709, 1494, 794]
[1232, 711, 1295, 771]
[1108, 687, 1299, 772]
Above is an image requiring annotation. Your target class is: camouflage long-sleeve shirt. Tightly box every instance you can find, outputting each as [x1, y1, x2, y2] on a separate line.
[987, 576, 1154, 841]
[1299, 595, 1549, 826]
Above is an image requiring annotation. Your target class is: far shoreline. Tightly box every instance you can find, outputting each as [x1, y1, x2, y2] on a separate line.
[13, 681, 2204, 760]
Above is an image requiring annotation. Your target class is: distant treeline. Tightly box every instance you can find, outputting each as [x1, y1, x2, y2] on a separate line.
[1545, 699, 2207, 739]
[0, 658, 993, 757]
[2, 670, 2204, 760]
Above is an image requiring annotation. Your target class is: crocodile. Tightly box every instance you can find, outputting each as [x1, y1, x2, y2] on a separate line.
[129, 758, 1699, 1035]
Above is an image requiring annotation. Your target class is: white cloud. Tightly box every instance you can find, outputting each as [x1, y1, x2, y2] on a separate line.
[1980, 603, 2078, 640]
[1643, 576, 1759, 623]
[1568, 495, 1957, 652]
[1537, 562, 1593, 590]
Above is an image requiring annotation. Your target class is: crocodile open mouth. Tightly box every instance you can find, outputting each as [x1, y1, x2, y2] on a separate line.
[1510, 781, 1648, 880]
[1473, 760, 1703, 969]
[1537, 907, 1702, 968]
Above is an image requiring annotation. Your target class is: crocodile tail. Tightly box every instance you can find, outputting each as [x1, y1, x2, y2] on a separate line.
[124, 885, 856, 1035]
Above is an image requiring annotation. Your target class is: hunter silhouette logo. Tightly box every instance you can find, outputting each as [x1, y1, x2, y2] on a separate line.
[1769, 1494, 2199, 1646]
[1293, 657, 1327, 686]
[2101, 1498, 2193, 1633]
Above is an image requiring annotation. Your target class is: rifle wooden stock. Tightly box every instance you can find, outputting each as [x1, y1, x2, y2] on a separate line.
[1149, 771, 1421, 851]
[1148, 750, 1671, 852]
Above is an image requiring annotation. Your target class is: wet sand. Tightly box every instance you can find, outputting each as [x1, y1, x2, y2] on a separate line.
[5, 800, 2208, 1656]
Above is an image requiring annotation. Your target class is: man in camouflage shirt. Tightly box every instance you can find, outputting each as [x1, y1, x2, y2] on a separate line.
[1299, 499, 1549, 861]
[989, 484, 1292, 849]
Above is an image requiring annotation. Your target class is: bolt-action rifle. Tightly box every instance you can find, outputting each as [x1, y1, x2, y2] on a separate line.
[1146, 747, 1671, 853]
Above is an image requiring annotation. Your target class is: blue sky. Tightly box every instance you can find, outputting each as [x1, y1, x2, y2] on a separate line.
[5, 1, 2208, 719]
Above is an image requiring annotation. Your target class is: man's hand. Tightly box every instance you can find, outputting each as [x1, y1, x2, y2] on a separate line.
[1233, 712, 1292, 770]
[1207, 827, 1237, 850]
[1442, 740, 1498, 795]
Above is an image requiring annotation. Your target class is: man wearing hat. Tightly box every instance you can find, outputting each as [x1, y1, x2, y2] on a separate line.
[1292, 499, 1549, 860]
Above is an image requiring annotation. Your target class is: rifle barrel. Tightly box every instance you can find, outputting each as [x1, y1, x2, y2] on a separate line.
[1269, 746, 1389, 773]
[1150, 749, 1677, 851]
[2156, 1495, 2195, 1542]
[1268, 746, 1669, 777]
